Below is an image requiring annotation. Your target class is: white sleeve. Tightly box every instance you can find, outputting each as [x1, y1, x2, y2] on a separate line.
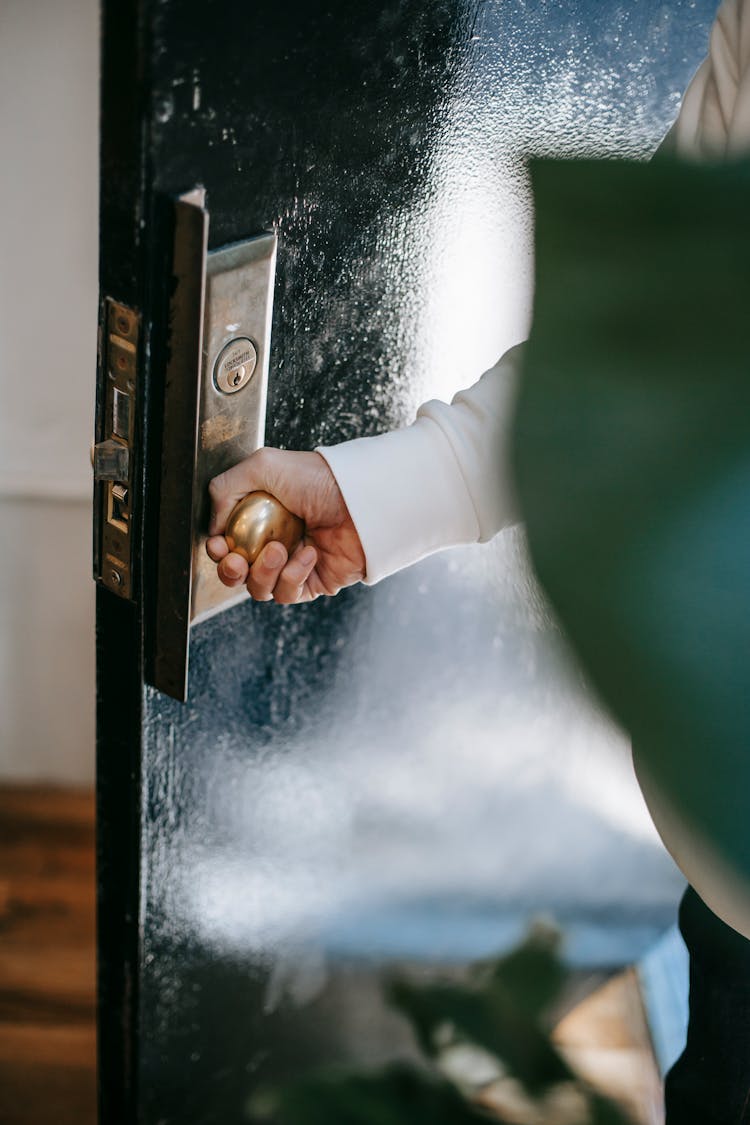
[663, 0, 750, 158]
[316, 344, 523, 585]
[318, 0, 750, 587]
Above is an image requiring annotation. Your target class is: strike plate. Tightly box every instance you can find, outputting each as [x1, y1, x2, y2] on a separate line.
[151, 189, 277, 700]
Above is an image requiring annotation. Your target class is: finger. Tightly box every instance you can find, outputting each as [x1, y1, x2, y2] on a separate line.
[217, 551, 249, 588]
[246, 541, 288, 602]
[206, 535, 229, 562]
[208, 452, 268, 536]
[272, 545, 318, 605]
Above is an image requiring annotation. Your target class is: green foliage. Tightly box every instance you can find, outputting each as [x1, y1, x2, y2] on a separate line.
[390, 976, 571, 1095]
[250, 1063, 494, 1125]
[478, 925, 568, 1022]
[247, 927, 630, 1125]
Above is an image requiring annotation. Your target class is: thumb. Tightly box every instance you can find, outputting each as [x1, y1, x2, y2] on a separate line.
[207, 451, 273, 535]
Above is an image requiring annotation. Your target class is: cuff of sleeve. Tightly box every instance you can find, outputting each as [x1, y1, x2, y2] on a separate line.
[316, 416, 481, 585]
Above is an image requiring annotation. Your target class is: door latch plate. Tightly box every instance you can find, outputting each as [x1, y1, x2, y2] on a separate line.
[93, 299, 139, 599]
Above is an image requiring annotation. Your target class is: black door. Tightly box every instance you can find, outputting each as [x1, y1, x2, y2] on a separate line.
[95, 2, 718, 1121]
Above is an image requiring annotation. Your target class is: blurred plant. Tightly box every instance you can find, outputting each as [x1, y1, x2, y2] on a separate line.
[247, 925, 630, 1125]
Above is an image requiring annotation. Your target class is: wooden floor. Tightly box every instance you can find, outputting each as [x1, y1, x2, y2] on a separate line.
[554, 969, 664, 1124]
[0, 786, 663, 1125]
[0, 787, 96, 1125]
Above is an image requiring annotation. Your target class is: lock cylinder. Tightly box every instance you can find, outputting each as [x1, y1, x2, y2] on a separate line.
[213, 337, 257, 394]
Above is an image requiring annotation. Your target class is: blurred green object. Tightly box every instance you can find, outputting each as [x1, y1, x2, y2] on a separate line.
[248, 927, 629, 1124]
[514, 157, 750, 892]
[253, 1065, 490, 1125]
[389, 929, 570, 1095]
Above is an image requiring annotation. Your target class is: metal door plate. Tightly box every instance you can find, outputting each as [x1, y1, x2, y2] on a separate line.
[191, 235, 276, 625]
[151, 187, 276, 700]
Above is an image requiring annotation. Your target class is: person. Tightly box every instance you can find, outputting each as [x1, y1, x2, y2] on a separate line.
[207, 2, 750, 1117]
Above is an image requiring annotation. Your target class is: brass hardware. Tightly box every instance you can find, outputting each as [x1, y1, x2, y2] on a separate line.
[93, 299, 140, 600]
[225, 492, 305, 566]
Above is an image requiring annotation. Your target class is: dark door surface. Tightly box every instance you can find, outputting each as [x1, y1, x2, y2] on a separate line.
[96, 2, 718, 1121]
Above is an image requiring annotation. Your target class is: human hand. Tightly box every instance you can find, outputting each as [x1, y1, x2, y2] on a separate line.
[206, 448, 366, 603]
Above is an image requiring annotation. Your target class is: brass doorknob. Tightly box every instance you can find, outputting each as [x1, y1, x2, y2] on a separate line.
[224, 491, 305, 566]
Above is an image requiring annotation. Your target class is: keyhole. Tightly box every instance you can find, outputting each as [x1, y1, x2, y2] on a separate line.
[213, 338, 257, 394]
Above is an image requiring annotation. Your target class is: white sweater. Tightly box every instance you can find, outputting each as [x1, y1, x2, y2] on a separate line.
[318, 0, 750, 937]
[320, 0, 750, 586]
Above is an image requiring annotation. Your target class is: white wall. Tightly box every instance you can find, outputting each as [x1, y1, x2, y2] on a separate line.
[0, 0, 99, 783]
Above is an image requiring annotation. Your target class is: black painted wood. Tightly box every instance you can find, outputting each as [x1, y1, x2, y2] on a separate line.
[97, 6, 149, 1122]
[97, 2, 719, 1121]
